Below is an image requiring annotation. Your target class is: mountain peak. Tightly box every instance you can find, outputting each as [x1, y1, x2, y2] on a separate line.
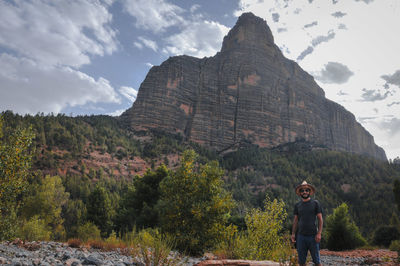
[221, 12, 275, 53]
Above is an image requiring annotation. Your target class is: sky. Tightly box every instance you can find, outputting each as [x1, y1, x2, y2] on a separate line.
[0, 0, 399, 159]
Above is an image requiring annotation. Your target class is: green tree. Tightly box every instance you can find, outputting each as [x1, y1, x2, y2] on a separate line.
[243, 196, 288, 260]
[87, 185, 113, 238]
[21, 175, 70, 240]
[116, 165, 168, 233]
[325, 203, 366, 251]
[394, 180, 400, 212]
[63, 199, 87, 239]
[0, 116, 34, 240]
[158, 150, 234, 255]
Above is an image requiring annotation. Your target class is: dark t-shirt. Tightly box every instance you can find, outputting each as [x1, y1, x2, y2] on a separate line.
[294, 199, 322, 236]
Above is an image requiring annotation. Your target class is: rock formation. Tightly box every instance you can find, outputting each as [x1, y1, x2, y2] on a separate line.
[120, 12, 386, 161]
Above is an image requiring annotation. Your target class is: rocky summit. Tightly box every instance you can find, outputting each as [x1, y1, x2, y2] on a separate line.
[120, 12, 386, 161]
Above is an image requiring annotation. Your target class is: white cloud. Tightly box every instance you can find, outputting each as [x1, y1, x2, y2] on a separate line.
[190, 4, 201, 13]
[381, 70, 400, 88]
[0, 53, 120, 114]
[137, 36, 158, 52]
[133, 42, 144, 49]
[0, 0, 117, 68]
[162, 20, 230, 58]
[121, 0, 184, 33]
[107, 109, 125, 116]
[314, 62, 354, 84]
[119, 86, 138, 102]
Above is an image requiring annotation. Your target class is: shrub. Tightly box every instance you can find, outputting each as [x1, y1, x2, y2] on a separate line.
[373, 225, 400, 247]
[242, 196, 288, 261]
[67, 238, 82, 248]
[77, 222, 101, 242]
[18, 215, 51, 241]
[215, 196, 290, 263]
[325, 203, 366, 251]
[134, 228, 180, 266]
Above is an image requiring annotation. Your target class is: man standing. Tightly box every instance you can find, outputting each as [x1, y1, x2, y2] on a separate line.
[291, 181, 323, 266]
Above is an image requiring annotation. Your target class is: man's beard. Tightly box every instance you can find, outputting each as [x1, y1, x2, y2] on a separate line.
[301, 194, 310, 199]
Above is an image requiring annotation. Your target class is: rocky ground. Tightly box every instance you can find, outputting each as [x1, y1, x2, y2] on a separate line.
[0, 240, 398, 265]
[0, 240, 201, 265]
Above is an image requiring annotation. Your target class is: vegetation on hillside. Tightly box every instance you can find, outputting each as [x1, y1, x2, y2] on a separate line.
[1, 111, 400, 258]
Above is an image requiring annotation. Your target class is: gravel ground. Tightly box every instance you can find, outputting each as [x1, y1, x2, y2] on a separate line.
[0, 240, 398, 265]
[0, 240, 201, 265]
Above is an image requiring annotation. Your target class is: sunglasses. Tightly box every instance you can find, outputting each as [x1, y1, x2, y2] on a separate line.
[300, 189, 310, 193]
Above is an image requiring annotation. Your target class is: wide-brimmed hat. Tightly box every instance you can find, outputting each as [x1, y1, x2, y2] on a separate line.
[295, 181, 315, 196]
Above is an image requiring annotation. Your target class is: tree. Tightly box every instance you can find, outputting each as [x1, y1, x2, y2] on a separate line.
[87, 185, 113, 238]
[158, 150, 234, 254]
[325, 203, 366, 251]
[115, 165, 169, 233]
[373, 225, 400, 247]
[0, 116, 35, 240]
[21, 175, 70, 240]
[244, 196, 287, 260]
[394, 180, 400, 212]
[62, 199, 87, 239]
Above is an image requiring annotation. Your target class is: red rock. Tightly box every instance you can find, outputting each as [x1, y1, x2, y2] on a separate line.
[121, 12, 386, 161]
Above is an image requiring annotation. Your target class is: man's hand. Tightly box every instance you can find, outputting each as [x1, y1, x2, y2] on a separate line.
[291, 234, 296, 243]
[315, 232, 321, 243]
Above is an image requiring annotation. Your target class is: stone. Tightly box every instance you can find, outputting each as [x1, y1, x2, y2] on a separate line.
[194, 260, 280, 266]
[65, 258, 83, 266]
[120, 12, 386, 161]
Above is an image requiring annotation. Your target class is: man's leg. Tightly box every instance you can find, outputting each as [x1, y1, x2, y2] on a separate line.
[296, 234, 308, 266]
[309, 236, 321, 266]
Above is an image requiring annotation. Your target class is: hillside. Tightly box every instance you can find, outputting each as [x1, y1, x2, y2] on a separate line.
[2, 111, 399, 236]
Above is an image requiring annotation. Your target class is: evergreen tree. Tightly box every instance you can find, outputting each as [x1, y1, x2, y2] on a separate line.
[87, 185, 113, 238]
[325, 203, 366, 251]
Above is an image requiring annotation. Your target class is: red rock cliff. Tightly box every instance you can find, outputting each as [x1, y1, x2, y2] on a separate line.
[120, 12, 386, 161]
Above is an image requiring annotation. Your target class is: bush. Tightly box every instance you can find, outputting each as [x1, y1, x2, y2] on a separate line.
[373, 225, 400, 247]
[134, 229, 180, 266]
[325, 203, 366, 251]
[215, 196, 291, 263]
[77, 222, 101, 242]
[18, 215, 51, 241]
[67, 238, 82, 248]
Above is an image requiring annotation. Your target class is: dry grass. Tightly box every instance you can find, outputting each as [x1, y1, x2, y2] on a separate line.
[67, 238, 82, 248]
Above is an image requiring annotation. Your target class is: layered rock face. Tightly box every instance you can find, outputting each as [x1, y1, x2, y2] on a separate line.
[121, 13, 386, 161]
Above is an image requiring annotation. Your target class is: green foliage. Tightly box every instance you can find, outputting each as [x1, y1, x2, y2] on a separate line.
[158, 150, 234, 255]
[215, 197, 291, 262]
[134, 229, 179, 266]
[21, 175, 69, 240]
[373, 225, 400, 247]
[0, 115, 35, 240]
[63, 199, 87, 239]
[116, 165, 169, 233]
[77, 222, 101, 242]
[87, 185, 113, 238]
[242, 197, 288, 260]
[18, 215, 51, 241]
[394, 179, 400, 212]
[325, 203, 366, 251]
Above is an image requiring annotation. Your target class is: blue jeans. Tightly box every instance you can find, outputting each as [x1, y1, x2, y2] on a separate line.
[296, 234, 320, 264]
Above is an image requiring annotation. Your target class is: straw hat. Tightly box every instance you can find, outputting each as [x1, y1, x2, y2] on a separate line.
[295, 181, 316, 196]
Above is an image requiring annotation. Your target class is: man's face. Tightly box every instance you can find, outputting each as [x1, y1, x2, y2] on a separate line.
[300, 188, 311, 199]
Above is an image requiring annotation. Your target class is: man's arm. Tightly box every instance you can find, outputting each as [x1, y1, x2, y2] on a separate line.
[291, 215, 298, 243]
[315, 213, 323, 243]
